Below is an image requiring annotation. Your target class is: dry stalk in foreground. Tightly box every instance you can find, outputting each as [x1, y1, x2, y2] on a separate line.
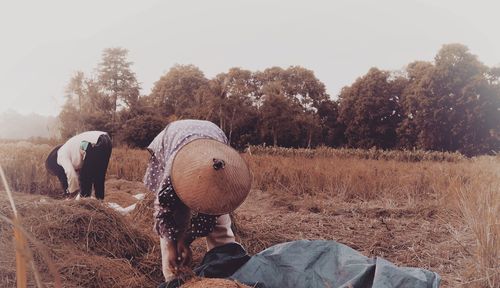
[458, 160, 500, 288]
[0, 165, 61, 288]
[0, 164, 29, 288]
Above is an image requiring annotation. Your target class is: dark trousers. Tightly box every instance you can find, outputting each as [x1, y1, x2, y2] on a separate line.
[79, 134, 112, 199]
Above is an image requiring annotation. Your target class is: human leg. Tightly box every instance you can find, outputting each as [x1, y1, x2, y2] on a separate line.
[160, 237, 177, 282]
[79, 147, 94, 197]
[92, 135, 112, 199]
[206, 214, 236, 251]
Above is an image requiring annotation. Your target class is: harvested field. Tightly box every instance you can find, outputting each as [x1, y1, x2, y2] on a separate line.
[0, 144, 498, 287]
[0, 183, 479, 287]
[105, 178, 149, 207]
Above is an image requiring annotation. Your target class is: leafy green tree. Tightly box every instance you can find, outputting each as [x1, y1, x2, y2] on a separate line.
[59, 47, 138, 139]
[397, 61, 434, 148]
[399, 44, 499, 155]
[283, 66, 330, 109]
[150, 64, 210, 118]
[60, 72, 113, 138]
[255, 66, 329, 109]
[209, 68, 259, 147]
[254, 66, 329, 147]
[295, 111, 322, 148]
[284, 66, 330, 147]
[120, 114, 167, 148]
[258, 81, 302, 146]
[98, 47, 140, 134]
[317, 99, 345, 147]
[116, 96, 169, 147]
[456, 71, 500, 155]
[339, 68, 406, 149]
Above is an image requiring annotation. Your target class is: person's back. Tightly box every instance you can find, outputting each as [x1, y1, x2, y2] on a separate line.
[46, 131, 112, 199]
[57, 131, 108, 172]
[144, 119, 228, 193]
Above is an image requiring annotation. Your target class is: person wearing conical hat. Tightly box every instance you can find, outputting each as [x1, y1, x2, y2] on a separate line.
[45, 131, 112, 199]
[143, 119, 252, 282]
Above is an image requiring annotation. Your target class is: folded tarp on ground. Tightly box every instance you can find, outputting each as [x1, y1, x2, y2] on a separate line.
[230, 240, 440, 288]
[162, 240, 441, 288]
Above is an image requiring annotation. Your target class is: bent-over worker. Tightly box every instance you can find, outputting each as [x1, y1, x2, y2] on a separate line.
[45, 131, 112, 199]
[143, 119, 251, 282]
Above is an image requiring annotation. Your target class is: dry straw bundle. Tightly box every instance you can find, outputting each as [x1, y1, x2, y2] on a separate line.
[0, 164, 61, 288]
[0, 191, 164, 287]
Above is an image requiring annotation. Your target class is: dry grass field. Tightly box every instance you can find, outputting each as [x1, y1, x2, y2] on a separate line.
[0, 143, 498, 287]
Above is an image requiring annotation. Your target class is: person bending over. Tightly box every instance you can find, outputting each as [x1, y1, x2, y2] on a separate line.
[143, 119, 251, 282]
[45, 131, 112, 199]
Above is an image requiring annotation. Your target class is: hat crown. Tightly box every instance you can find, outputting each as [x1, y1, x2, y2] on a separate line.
[212, 158, 225, 170]
[171, 139, 251, 215]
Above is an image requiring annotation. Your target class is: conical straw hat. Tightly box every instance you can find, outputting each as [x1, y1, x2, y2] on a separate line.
[171, 139, 252, 215]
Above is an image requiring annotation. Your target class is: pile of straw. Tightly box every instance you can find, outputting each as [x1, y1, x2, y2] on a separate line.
[0, 193, 163, 287]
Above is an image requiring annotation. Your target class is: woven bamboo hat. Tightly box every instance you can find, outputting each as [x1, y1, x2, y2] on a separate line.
[171, 139, 252, 215]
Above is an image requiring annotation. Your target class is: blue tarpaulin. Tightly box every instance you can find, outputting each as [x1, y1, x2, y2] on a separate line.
[230, 240, 440, 288]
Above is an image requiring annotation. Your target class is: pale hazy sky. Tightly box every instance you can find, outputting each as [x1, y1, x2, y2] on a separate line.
[1, 0, 499, 116]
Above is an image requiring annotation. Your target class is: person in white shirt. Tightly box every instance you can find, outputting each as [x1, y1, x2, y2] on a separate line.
[45, 131, 112, 199]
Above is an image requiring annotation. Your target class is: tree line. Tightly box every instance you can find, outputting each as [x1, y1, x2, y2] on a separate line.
[59, 44, 499, 156]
